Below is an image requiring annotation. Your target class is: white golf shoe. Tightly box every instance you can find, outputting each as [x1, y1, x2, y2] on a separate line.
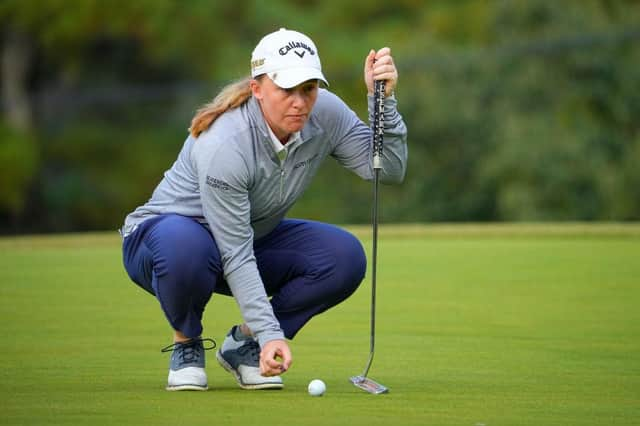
[161, 338, 215, 391]
[216, 326, 283, 390]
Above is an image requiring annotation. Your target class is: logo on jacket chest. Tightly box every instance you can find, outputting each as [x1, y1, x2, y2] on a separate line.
[293, 154, 319, 170]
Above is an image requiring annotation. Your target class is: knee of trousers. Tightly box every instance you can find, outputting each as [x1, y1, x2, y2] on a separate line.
[330, 233, 367, 295]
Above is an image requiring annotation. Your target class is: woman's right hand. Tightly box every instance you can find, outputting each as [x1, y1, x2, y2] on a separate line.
[260, 339, 292, 376]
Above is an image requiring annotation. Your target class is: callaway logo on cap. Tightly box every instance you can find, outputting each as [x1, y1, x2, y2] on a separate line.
[251, 28, 329, 89]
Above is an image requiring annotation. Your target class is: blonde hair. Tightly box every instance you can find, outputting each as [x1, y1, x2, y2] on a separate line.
[189, 77, 253, 138]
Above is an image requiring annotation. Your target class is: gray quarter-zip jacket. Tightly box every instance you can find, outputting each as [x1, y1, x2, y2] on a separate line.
[122, 88, 407, 346]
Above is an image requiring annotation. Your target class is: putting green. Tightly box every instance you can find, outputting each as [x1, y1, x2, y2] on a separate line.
[1, 223, 638, 425]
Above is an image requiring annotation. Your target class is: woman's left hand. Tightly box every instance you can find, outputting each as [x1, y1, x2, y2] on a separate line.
[364, 47, 398, 97]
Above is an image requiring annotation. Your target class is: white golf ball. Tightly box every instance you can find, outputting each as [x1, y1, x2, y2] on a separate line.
[308, 379, 326, 396]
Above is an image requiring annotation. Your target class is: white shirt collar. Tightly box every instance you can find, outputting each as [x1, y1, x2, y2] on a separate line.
[266, 124, 301, 159]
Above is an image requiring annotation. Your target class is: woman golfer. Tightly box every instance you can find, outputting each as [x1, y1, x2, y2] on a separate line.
[121, 28, 407, 391]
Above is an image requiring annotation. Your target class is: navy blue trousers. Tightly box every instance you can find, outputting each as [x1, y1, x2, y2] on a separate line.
[122, 214, 366, 339]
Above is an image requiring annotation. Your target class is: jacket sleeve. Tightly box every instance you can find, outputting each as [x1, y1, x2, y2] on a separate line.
[321, 90, 408, 183]
[192, 137, 285, 347]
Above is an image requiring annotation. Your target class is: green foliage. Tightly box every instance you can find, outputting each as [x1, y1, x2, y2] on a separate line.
[0, 122, 39, 215]
[399, 0, 640, 222]
[37, 120, 187, 231]
[1, 0, 640, 231]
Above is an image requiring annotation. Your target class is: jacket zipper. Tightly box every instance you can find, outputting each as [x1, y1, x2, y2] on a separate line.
[279, 168, 285, 203]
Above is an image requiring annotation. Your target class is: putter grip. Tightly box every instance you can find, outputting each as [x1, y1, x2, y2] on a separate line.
[372, 80, 385, 169]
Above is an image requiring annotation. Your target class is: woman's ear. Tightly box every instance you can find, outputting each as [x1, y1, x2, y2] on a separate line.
[250, 79, 262, 100]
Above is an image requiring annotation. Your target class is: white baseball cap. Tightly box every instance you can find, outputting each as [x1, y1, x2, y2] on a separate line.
[251, 28, 329, 88]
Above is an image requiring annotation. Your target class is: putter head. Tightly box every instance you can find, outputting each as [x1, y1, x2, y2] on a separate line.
[349, 375, 389, 394]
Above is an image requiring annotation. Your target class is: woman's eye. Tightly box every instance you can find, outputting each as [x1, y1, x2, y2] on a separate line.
[283, 84, 316, 96]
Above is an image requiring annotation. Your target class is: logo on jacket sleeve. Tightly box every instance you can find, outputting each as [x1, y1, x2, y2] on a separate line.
[206, 175, 230, 191]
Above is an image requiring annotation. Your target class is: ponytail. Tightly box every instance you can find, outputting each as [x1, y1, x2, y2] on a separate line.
[189, 77, 253, 138]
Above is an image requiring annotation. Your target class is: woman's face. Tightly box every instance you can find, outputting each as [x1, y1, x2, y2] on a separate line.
[251, 76, 319, 142]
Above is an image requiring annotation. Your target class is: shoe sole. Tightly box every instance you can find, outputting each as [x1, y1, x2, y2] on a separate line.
[166, 384, 208, 391]
[216, 351, 283, 390]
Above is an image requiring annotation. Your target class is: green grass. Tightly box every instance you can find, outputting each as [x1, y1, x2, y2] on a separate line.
[1, 224, 639, 425]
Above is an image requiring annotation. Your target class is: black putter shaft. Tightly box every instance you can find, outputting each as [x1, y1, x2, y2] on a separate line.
[349, 79, 388, 394]
[362, 78, 385, 379]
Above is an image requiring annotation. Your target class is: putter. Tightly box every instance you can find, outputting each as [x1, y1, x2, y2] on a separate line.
[349, 79, 389, 395]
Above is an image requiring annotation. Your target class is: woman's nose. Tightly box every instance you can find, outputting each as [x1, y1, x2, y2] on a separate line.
[290, 90, 307, 108]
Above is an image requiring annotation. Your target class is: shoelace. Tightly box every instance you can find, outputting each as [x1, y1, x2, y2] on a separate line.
[161, 338, 216, 364]
[237, 339, 261, 363]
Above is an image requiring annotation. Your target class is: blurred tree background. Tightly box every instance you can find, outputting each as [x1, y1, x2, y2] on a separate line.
[1, 0, 639, 233]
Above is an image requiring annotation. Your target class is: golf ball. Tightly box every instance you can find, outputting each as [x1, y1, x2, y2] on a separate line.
[308, 379, 326, 396]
